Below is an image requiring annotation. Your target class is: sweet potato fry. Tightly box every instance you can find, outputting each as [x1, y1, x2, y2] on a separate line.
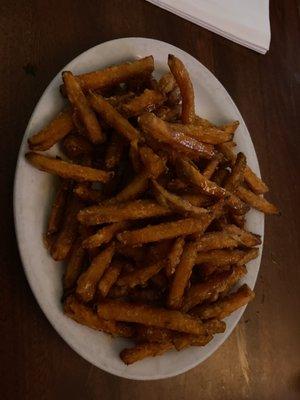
[47, 180, 70, 236]
[26, 152, 112, 183]
[73, 184, 103, 202]
[191, 284, 255, 320]
[63, 235, 86, 291]
[62, 71, 104, 144]
[64, 295, 133, 337]
[166, 237, 185, 277]
[121, 89, 165, 117]
[117, 216, 213, 246]
[168, 123, 234, 144]
[168, 54, 195, 123]
[158, 72, 177, 94]
[78, 199, 170, 226]
[98, 259, 124, 297]
[224, 152, 247, 192]
[50, 196, 82, 261]
[236, 186, 279, 214]
[28, 108, 74, 151]
[167, 241, 198, 309]
[89, 91, 139, 142]
[182, 265, 247, 311]
[76, 242, 115, 302]
[116, 262, 164, 289]
[82, 222, 129, 249]
[139, 113, 215, 160]
[120, 342, 174, 365]
[104, 132, 126, 170]
[139, 146, 166, 178]
[62, 134, 93, 159]
[97, 300, 213, 335]
[222, 224, 261, 247]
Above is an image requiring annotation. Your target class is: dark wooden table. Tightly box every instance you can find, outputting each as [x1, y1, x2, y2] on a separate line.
[1, 1, 299, 399]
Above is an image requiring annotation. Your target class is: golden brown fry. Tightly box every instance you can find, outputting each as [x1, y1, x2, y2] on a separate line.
[89, 91, 139, 142]
[64, 295, 133, 337]
[202, 154, 223, 179]
[117, 216, 213, 246]
[194, 232, 240, 252]
[116, 262, 164, 289]
[104, 132, 126, 170]
[139, 146, 166, 178]
[50, 196, 81, 261]
[121, 89, 165, 117]
[173, 333, 213, 350]
[62, 71, 104, 144]
[26, 152, 112, 183]
[167, 241, 198, 309]
[191, 284, 255, 320]
[76, 242, 115, 302]
[120, 342, 174, 365]
[168, 54, 195, 123]
[236, 186, 279, 214]
[98, 259, 124, 297]
[106, 92, 135, 108]
[195, 248, 258, 267]
[47, 180, 70, 236]
[167, 86, 181, 106]
[111, 172, 149, 203]
[222, 224, 261, 247]
[182, 265, 246, 311]
[98, 300, 212, 335]
[62, 134, 93, 159]
[28, 108, 74, 151]
[224, 152, 247, 192]
[78, 199, 170, 226]
[136, 325, 174, 343]
[218, 142, 268, 194]
[158, 72, 177, 94]
[166, 237, 185, 277]
[73, 184, 103, 202]
[139, 113, 215, 160]
[168, 123, 234, 144]
[82, 222, 129, 249]
[63, 235, 86, 291]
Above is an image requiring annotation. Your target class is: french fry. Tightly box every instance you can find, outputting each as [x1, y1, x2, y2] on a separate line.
[120, 342, 174, 365]
[97, 300, 214, 335]
[139, 113, 215, 160]
[139, 146, 166, 178]
[152, 180, 208, 217]
[50, 196, 82, 261]
[222, 224, 261, 247]
[155, 104, 181, 122]
[182, 265, 247, 311]
[73, 184, 103, 202]
[167, 86, 181, 106]
[191, 284, 255, 320]
[116, 262, 164, 289]
[212, 167, 230, 186]
[89, 91, 139, 142]
[117, 216, 214, 246]
[167, 241, 198, 309]
[106, 92, 135, 108]
[136, 325, 174, 343]
[28, 108, 74, 151]
[82, 222, 129, 249]
[64, 295, 133, 337]
[158, 72, 177, 94]
[47, 180, 70, 236]
[70, 56, 154, 91]
[168, 123, 234, 144]
[236, 186, 279, 214]
[111, 172, 149, 203]
[195, 248, 258, 267]
[63, 235, 86, 291]
[104, 132, 126, 170]
[62, 134, 93, 160]
[194, 232, 240, 252]
[26, 152, 113, 183]
[98, 259, 124, 297]
[121, 89, 165, 117]
[168, 54, 195, 123]
[173, 333, 213, 350]
[78, 199, 170, 226]
[224, 152, 247, 192]
[166, 237, 185, 277]
[229, 211, 246, 228]
[76, 242, 115, 302]
[202, 154, 223, 179]
[62, 71, 104, 144]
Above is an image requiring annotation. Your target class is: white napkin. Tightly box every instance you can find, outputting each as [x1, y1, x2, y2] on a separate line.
[146, 0, 270, 54]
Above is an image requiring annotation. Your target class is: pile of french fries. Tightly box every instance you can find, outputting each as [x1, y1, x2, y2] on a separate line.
[26, 54, 278, 365]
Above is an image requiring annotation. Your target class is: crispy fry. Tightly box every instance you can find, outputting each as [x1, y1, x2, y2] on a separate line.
[64, 295, 133, 337]
[98, 259, 124, 297]
[121, 89, 165, 117]
[73, 184, 103, 202]
[191, 284, 255, 320]
[167, 241, 198, 309]
[106, 92, 135, 108]
[78, 199, 170, 226]
[139, 113, 215, 160]
[104, 132, 126, 170]
[182, 265, 247, 311]
[224, 152, 247, 192]
[112, 172, 149, 203]
[222, 224, 261, 247]
[82, 222, 129, 249]
[89, 91, 139, 142]
[62, 134, 93, 159]
[166, 237, 185, 277]
[62, 71, 104, 144]
[158, 72, 177, 94]
[202, 154, 223, 179]
[194, 232, 240, 252]
[63, 235, 86, 291]
[50, 196, 81, 261]
[168, 54, 195, 123]
[26, 152, 112, 183]
[120, 342, 174, 365]
[76, 242, 115, 302]
[139, 146, 166, 178]
[47, 180, 70, 236]
[117, 216, 213, 246]
[28, 108, 74, 151]
[116, 262, 164, 289]
[98, 300, 213, 335]
[195, 248, 258, 267]
[236, 186, 279, 214]
[136, 325, 174, 343]
[168, 123, 234, 144]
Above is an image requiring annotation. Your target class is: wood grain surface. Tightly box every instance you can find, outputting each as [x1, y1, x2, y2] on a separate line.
[0, 0, 299, 399]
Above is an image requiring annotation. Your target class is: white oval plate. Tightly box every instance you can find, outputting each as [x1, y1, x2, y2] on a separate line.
[14, 38, 264, 380]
